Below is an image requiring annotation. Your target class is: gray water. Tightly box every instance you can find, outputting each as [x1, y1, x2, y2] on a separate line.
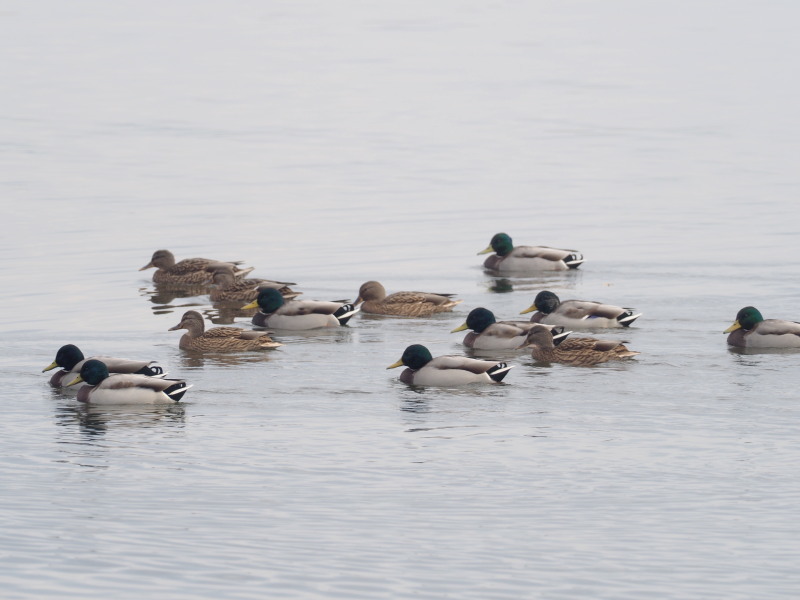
[3, 1, 800, 598]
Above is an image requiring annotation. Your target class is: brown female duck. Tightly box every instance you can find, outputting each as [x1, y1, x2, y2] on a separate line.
[140, 249, 254, 285]
[209, 266, 300, 303]
[355, 281, 461, 317]
[525, 325, 639, 366]
[168, 310, 281, 351]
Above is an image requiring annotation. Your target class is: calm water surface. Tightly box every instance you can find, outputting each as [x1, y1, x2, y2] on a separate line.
[3, 1, 800, 599]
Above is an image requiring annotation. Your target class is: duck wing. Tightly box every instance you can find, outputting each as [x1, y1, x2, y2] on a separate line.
[234, 329, 275, 341]
[92, 356, 163, 376]
[202, 326, 254, 338]
[554, 300, 607, 319]
[561, 337, 638, 357]
[276, 300, 349, 316]
[430, 356, 497, 374]
[385, 291, 459, 306]
[100, 374, 181, 393]
[483, 322, 529, 338]
[513, 246, 579, 260]
[167, 257, 218, 274]
[755, 319, 800, 336]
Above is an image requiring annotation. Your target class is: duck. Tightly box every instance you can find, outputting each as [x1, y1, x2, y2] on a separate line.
[43, 344, 164, 388]
[451, 307, 569, 350]
[65, 359, 191, 404]
[387, 344, 513, 386]
[241, 288, 358, 330]
[724, 306, 800, 348]
[478, 233, 584, 272]
[168, 310, 282, 351]
[209, 266, 301, 303]
[140, 249, 254, 285]
[525, 325, 639, 366]
[520, 290, 642, 328]
[355, 281, 461, 317]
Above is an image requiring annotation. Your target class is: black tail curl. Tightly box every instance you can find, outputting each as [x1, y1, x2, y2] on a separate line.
[487, 362, 513, 383]
[334, 303, 358, 325]
[164, 380, 190, 402]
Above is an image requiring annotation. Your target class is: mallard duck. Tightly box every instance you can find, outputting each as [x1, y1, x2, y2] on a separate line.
[451, 307, 569, 350]
[242, 288, 358, 330]
[520, 290, 641, 328]
[140, 249, 254, 285]
[525, 325, 639, 366]
[355, 281, 461, 316]
[43, 344, 164, 388]
[209, 266, 300, 303]
[66, 359, 191, 404]
[168, 310, 282, 351]
[724, 306, 800, 348]
[478, 233, 584, 272]
[387, 344, 513, 386]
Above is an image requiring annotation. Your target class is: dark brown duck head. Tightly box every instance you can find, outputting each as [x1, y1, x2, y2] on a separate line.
[168, 310, 206, 336]
[140, 249, 176, 271]
[355, 281, 387, 304]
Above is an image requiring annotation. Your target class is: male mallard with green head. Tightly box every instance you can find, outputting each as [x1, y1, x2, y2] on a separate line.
[242, 288, 358, 330]
[451, 307, 569, 350]
[43, 344, 163, 388]
[520, 290, 641, 329]
[66, 359, 191, 404]
[478, 233, 584, 272]
[387, 344, 513, 386]
[724, 306, 800, 348]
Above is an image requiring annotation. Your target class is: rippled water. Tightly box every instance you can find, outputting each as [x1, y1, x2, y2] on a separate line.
[3, 2, 800, 598]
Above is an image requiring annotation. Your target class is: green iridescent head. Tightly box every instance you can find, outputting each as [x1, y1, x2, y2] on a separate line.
[451, 307, 497, 334]
[533, 291, 560, 314]
[478, 233, 514, 257]
[387, 344, 433, 370]
[66, 359, 110, 387]
[725, 306, 764, 332]
[43, 344, 85, 372]
[254, 288, 285, 313]
[466, 307, 497, 332]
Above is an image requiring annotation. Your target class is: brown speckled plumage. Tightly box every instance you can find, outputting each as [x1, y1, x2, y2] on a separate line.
[525, 325, 639, 366]
[209, 267, 300, 303]
[169, 310, 281, 352]
[140, 249, 254, 285]
[355, 281, 461, 317]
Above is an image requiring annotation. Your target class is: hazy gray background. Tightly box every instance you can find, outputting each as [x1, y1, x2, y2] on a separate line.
[2, 2, 799, 598]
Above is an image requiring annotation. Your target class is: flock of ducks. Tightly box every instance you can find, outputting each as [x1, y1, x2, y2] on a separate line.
[42, 233, 800, 404]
